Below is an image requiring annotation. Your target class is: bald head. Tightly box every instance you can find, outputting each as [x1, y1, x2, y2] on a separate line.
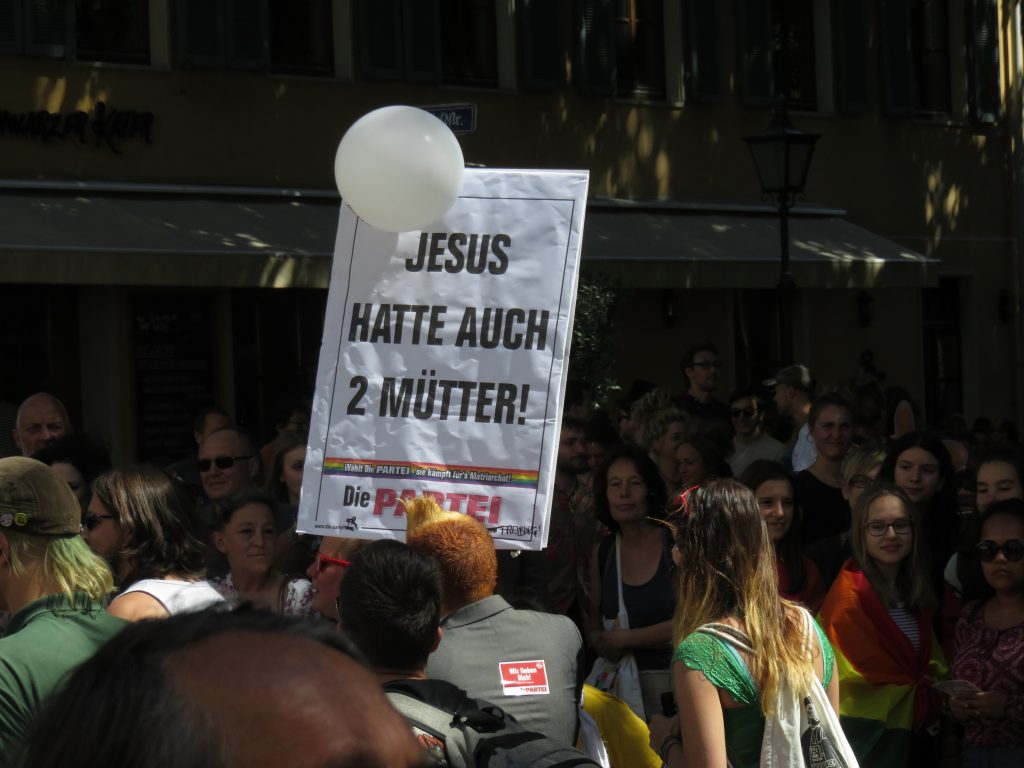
[14, 393, 70, 457]
[169, 630, 423, 767]
[20, 609, 425, 768]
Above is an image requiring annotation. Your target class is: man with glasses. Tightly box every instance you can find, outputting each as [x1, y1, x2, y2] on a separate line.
[677, 342, 731, 426]
[726, 389, 786, 478]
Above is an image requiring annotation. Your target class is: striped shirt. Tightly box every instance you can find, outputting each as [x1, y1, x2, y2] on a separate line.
[889, 606, 920, 650]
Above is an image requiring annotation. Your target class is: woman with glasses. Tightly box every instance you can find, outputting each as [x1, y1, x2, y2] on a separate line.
[949, 498, 1024, 767]
[818, 482, 946, 767]
[949, 447, 1024, 601]
[211, 489, 313, 617]
[805, 441, 887, 593]
[878, 432, 959, 603]
[89, 466, 225, 620]
[307, 537, 364, 621]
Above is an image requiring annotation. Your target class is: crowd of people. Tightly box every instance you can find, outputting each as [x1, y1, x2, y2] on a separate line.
[0, 338, 1022, 766]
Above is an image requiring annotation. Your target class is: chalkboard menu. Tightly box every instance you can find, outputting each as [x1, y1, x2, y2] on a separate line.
[134, 295, 215, 463]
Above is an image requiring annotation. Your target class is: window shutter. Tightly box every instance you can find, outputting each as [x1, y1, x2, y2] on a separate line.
[0, 0, 22, 53]
[969, 0, 1000, 123]
[179, 0, 225, 68]
[737, 0, 773, 106]
[358, 0, 402, 79]
[880, 0, 913, 116]
[522, 0, 565, 90]
[402, 0, 439, 82]
[685, 0, 721, 103]
[26, 0, 67, 58]
[577, 0, 614, 96]
[227, 0, 268, 70]
[835, 0, 869, 113]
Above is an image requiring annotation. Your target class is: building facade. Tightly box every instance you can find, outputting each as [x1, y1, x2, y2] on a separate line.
[0, 0, 1018, 461]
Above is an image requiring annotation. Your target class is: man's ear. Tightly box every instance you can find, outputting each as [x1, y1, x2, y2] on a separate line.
[247, 456, 260, 480]
[431, 626, 443, 654]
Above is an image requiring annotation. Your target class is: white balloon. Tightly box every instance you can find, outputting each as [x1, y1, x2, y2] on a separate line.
[334, 106, 465, 233]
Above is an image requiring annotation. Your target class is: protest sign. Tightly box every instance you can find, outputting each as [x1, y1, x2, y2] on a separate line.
[298, 168, 589, 549]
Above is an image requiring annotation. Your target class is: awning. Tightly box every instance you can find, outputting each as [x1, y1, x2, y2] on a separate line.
[0, 186, 339, 288]
[582, 205, 936, 288]
[0, 185, 935, 289]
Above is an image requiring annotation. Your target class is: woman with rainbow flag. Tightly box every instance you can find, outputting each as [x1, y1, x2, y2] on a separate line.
[818, 482, 946, 767]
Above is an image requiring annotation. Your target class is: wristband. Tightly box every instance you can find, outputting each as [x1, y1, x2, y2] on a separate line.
[659, 734, 682, 764]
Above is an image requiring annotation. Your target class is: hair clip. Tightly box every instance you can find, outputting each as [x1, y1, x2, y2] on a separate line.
[678, 484, 700, 517]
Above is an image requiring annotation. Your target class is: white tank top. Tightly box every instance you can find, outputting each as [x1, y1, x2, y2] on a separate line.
[116, 578, 225, 615]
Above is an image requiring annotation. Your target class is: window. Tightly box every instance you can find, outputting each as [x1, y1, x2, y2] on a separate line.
[613, 0, 665, 98]
[77, 0, 150, 64]
[359, 0, 498, 87]
[0, 0, 150, 62]
[440, 0, 497, 86]
[178, 0, 335, 76]
[910, 0, 951, 114]
[269, 0, 333, 76]
[771, 0, 816, 110]
[881, 0, 1002, 121]
[738, 0, 819, 111]
[577, 0, 670, 100]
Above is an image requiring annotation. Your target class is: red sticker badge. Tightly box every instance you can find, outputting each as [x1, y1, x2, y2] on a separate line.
[498, 659, 550, 696]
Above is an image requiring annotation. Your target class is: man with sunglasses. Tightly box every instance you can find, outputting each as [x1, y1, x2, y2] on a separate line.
[726, 389, 785, 478]
[197, 427, 291, 579]
[197, 427, 260, 503]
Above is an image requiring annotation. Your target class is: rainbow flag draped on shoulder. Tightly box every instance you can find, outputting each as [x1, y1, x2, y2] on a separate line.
[817, 560, 946, 768]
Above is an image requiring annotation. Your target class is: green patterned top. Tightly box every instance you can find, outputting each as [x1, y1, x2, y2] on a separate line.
[672, 621, 834, 768]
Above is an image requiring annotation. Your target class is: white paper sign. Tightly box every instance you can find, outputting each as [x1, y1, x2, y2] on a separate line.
[298, 168, 589, 549]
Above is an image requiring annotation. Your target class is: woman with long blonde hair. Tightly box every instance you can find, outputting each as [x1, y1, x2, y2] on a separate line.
[649, 479, 839, 767]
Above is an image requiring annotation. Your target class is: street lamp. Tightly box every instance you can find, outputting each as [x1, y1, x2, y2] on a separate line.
[743, 105, 819, 366]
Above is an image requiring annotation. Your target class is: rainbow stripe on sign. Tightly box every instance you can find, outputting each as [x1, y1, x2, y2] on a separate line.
[323, 457, 539, 489]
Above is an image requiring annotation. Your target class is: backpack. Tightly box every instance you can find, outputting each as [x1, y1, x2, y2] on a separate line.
[384, 678, 600, 768]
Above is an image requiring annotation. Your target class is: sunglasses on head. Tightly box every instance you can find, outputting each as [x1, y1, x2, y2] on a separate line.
[315, 552, 352, 574]
[976, 539, 1024, 563]
[81, 513, 116, 531]
[197, 455, 253, 472]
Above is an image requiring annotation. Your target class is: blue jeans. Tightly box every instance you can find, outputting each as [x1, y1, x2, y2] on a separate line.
[961, 744, 1024, 768]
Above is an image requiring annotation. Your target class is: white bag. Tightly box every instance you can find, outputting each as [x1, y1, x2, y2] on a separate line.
[583, 536, 646, 720]
[697, 608, 859, 768]
[576, 689, 611, 767]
